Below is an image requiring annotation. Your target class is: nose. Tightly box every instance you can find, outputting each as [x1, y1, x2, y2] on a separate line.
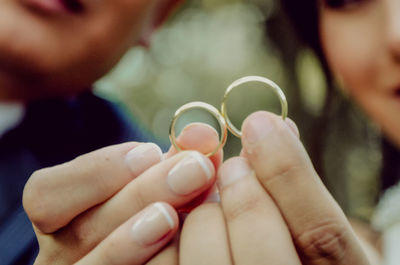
[385, 0, 400, 61]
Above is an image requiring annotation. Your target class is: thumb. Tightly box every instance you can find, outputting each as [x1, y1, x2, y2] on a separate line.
[165, 122, 223, 170]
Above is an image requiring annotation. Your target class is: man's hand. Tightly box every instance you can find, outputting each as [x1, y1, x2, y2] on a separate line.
[23, 123, 221, 265]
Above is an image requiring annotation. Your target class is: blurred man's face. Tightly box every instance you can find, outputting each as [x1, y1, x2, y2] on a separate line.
[320, 0, 400, 148]
[0, 0, 180, 101]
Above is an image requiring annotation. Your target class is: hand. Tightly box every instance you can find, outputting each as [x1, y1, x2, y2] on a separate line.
[23, 123, 221, 265]
[179, 111, 372, 265]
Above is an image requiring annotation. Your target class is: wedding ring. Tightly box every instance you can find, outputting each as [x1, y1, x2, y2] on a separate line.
[169, 101, 228, 157]
[221, 76, 288, 138]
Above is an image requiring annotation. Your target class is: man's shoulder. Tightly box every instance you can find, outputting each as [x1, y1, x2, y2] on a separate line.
[11, 91, 159, 166]
[0, 91, 163, 265]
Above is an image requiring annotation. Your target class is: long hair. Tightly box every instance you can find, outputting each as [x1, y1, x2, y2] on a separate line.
[280, 0, 321, 55]
[278, 0, 396, 213]
[270, 0, 356, 211]
[278, 0, 337, 179]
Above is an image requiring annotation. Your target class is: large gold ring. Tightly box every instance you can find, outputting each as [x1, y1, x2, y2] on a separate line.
[221, 76, 288, 138]
[169, 101, 228, 157]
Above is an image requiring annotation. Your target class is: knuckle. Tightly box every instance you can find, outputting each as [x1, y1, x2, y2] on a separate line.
[260, 157, 306, 187]
[265, 160, 293, 182]
[224, 193, 263, 221]
[66, 212, 100, 250]
[295, 220, 348, 262]
[23, 168, 56, 232]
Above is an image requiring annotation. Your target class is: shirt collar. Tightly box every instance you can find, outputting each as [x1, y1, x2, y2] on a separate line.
[0, 102, 25, 138]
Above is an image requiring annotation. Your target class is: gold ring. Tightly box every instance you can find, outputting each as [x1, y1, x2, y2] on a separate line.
[169, 101, 228, 157]
[221, 76, 288, 138]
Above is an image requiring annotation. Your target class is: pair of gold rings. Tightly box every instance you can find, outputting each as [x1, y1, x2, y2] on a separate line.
[169, 76, 288, 157]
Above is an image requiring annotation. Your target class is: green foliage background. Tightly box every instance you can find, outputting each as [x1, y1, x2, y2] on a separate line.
[97, 0, 381, 220]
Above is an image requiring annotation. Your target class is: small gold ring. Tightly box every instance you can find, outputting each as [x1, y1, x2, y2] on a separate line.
[169, 101, 228, 157]
[221, 76, 288, 138]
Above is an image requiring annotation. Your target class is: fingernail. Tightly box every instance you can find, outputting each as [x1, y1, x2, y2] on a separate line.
[243, 112, 274, 145]
[126, 143, 163, 176]
[217, 158, 253, 188]
[203, 188, 221, 203]
[131, 203, 174, 246]
[285, 118, 300, 138]
[167, 152, 213, 195]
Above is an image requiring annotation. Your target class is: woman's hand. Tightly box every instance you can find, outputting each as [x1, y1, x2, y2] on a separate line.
[180, 111, 372, 265]
[23, 123, 222, 265]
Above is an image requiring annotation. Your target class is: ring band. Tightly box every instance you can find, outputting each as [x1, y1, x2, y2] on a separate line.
[169, 101, 228, 157]
[221, 76, 288, 138]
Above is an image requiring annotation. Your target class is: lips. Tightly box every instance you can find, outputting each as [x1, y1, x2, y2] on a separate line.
[59, 0, 84, 13]
[21, 0, 84, 14]
[395, 88, 400, 98]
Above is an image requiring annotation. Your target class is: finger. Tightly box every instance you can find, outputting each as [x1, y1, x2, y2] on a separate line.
[165, 122, 223, 170]
[65, 150, 215, 253]
[239, 117, 299, 159]
[241, 111, 369, 264]
[217, 157, 301, 265]
[76, 202, 178, 265]
[180, 203, 232, 265]
[285, 117, 300, 138]
[23, 142, 164, 233]
[145, 234, 179, 265]
[165, 122, 223, 212]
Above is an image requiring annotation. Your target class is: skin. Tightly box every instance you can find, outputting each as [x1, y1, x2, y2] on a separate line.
[0, 0, 193, 263]
[24, 124, 223, 264]
[319, 0, 400, 148]
[176, 113, 372, 265]
[173, 0, 394, 264]
[16, 0, 393, 264]
[0, 0, 180, 101]
[26, 114, 375, 265]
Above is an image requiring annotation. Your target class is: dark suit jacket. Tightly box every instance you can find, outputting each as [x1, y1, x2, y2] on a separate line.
[0, 92, 156, 264]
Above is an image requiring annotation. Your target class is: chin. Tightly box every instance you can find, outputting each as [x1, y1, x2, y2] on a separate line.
[0, 72, 93, 102]
[0, 30, 110, 101]
[0, 2, 135, 101]
[0, 49, 94, 101]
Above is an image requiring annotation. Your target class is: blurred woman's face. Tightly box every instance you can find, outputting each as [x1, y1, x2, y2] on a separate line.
[319, 0, 400, 148]
[0, 0, 178, 100]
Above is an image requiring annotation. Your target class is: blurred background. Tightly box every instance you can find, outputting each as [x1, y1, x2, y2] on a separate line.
[96, 0, 381, 221]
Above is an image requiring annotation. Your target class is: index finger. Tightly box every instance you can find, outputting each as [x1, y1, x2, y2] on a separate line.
[23, 142, 163, 234]
[241, 111, 369, 265]
[165, 122, 223, 212]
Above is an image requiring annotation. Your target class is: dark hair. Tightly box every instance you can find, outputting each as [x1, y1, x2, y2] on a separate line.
[279, 0, 400, 201]
[280, 0, 321, 55]
[270, 0, 380, 215]
[280, 0, 334, 79]
[271, 0, 337, 183]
